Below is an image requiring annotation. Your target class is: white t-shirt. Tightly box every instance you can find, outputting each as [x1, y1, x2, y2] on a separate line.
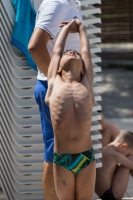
[35, 0, 83, 80]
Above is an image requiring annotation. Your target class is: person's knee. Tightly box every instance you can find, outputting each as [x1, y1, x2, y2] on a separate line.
[59, 196, 74, 200]
[113, 190, 123, 200]
[107, 122, 120, 140]
[107, 123, 120, 134]
[76, 190, 94, 200]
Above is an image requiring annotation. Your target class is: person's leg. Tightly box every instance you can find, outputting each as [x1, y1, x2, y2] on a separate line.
[53, 163, 75, 200]
[76, 161, 96, 200]
[34, 80, 58, 200]
[112, 165, 130, 199]
[42, 162, 58, 200]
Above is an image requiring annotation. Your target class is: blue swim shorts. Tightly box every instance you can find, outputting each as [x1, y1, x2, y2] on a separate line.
[34, 80, 54, 162]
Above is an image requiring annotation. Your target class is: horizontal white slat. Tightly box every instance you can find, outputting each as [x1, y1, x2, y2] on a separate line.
[94, 94, 102, 102]
[96, 159, 102, 168]
[84, 15, 101, 25]
[93, 101, 102, 111]
[92, 113, 101, 122]
[86, 26, 101, 34]
[94, 74, 102, 83]
[91, 121, 102, 131]
[94, 150, 102, 159]
[81, 0, 101, 6]
[93, 64, 102, 73]
[91, 131, 102, 140]
[81, 6, 101, 16]
[89, 35, 101, 44]
[93, 140, 102, 150]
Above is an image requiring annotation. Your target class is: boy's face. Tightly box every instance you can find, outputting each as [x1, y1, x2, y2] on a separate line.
[59, 50, 83, 74]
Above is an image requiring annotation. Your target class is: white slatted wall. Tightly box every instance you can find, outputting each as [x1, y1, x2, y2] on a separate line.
[1, 0, 102, 199]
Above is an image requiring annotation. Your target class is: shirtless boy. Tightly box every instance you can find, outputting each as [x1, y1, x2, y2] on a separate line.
[95, 130, 133, 200]
[45, 19, 96, 200]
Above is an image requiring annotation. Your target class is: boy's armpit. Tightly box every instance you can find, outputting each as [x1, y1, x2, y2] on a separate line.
[45, 79, 54, 105]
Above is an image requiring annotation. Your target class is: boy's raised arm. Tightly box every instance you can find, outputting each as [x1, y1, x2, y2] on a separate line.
[47, 25, 70, 80]
[76, 20, 95, 105]
[77, 20, 94, 83]
[47, 20, 78, 81]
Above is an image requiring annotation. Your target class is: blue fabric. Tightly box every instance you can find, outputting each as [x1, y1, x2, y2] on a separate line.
[34, 80, 54, 162]
[53, 149, 95, 174]
[11, 0, 37, 71]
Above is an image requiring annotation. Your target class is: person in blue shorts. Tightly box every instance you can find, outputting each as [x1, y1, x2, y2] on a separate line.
[28, 0, 83, 199]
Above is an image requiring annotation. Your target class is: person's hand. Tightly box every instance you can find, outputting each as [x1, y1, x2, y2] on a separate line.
[59, 19, 82, 33]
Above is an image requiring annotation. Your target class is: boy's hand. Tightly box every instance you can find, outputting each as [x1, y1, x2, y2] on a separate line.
[59, 19, 82, 33]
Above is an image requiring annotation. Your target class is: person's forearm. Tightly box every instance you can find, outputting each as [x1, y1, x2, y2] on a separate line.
[30, 46, 50, 76]
[79, 24, 90, 54]
[79, 23, 94, 84]
[53, 25, 70, 55]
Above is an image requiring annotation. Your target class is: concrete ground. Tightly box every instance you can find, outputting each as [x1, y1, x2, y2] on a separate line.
[98, 67, 133, 120]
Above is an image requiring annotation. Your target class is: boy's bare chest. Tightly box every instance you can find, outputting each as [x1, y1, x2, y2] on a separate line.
[51, 80, 92, 107]
[50, 81, 93, 121]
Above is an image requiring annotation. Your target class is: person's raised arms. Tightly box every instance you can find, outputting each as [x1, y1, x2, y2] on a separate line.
[74, 19, 95, 105]
[47, 19, 78, 81]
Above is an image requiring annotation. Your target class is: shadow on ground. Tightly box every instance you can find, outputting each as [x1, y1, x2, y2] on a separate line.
[99, 67, 133, 118]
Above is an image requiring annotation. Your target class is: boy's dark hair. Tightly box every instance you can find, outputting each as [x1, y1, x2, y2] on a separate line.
[117, 130, 133, 149]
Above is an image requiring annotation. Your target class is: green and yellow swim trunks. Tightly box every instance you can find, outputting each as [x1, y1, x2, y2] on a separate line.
[53, 148, 95, 174]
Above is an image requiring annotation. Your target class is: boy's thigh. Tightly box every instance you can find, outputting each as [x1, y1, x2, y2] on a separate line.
[76, 161, 96, 200]
[53, 163, 75, 200]
[112, 165, 130, 199]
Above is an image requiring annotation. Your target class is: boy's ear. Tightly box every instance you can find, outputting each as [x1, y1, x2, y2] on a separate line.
[121, 142, 128, 149]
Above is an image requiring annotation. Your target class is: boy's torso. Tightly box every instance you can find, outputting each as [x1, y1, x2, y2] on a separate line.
[95, 147, 120, 197]
[48, 75, 93, 154]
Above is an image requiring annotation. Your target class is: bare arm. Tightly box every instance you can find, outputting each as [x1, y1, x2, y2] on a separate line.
[77, 20, 95, 105]
[47, 20, 77, 80]
[78, 22, 94, 83]
[28, 28, 51, 76]
[116, 153, 133, 170]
